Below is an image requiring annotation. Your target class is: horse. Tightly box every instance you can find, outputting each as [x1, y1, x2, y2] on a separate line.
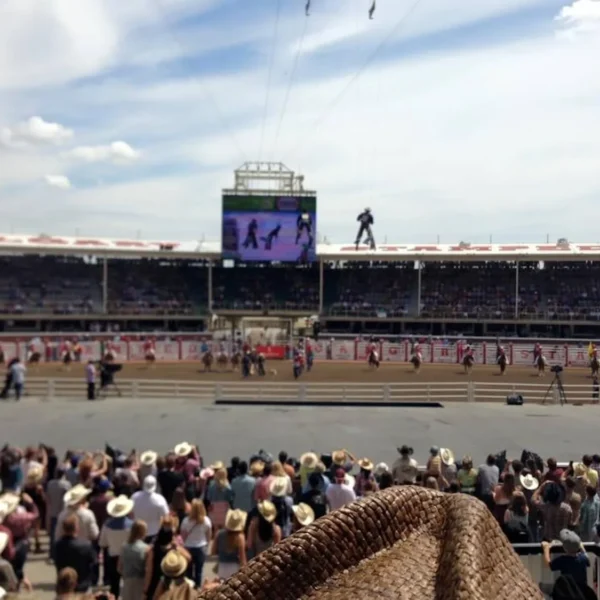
[103, 350, 115, 363]
[145, 350, 156, 368]
[216, 352, 229, 371]
[62, 350, 73, 371]
[410, 354, 422, 374]
[231, 351, 242, 371]
[535, 354, 546, 377]
[591, 356, 599, 377]
[463, 354, 474, 375]
[27, 350, 41, 365]
[497, 354, 508, 375]
[202, 351, 214, 372]
[368, 350, 380, 369]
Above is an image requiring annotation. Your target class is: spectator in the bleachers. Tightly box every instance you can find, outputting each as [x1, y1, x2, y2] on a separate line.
[532, 481, 572, 541]
[492, 472, 518, 525]
[205, 469, 233, 534]
[210, 509, 247, 580]
[180, 500, 212, 588]
[132, 476, 169, 542]
[354, 458, 377, 497]
[119, 519, 149, 600]
[476, 454, 500, 510]
[392, 445, 418, 484]
[269, 478, 293, 538]
[298, 452, 318, 488]
[230, 462, 256, 513]
[246, 500, 281, 556]
[541, 530, 591, 595]
[300, 472, 327, 519]
[325, 469, 356, 511]
[579, 486, 600, 542]
[457, 456, 478, 495]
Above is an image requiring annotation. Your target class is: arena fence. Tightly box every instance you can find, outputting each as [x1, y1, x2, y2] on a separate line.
[17, 379, 597, 404]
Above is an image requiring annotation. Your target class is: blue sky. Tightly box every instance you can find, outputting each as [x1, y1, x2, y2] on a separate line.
[0, 0, 599, 243]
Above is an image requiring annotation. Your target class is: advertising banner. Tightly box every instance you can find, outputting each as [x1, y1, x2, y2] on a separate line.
[155, 341, 180, 361]
[381, 341, 407, 362]
[311, 341, 328, 360]
[567, 345, 589, 367]
[0, 342, 19, 362]
[432, 343, 456, 364]
[106, 341, 129, 361]
[331, 340, 355, 361]
[181, 341, 203, 361]
[127, 342, 146, 361]
[79, 341, 102, 361]
[511, 345, 535, 366]
[255, 345, 286, 360]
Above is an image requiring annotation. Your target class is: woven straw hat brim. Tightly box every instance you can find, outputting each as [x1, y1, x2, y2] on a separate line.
[197, 486, 542, 600]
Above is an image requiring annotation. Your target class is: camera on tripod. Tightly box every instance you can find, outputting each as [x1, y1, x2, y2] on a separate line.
[551, 365, 563, 374]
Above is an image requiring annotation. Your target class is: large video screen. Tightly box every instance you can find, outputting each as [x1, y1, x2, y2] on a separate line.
[222, 194, 317, 262]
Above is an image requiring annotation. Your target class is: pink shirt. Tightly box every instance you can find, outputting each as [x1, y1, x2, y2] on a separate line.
[254, 475, 275, 502]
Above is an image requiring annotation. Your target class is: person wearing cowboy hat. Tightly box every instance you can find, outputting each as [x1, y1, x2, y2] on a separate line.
[291, 503, 315, 533]
[99, 495, 134, 597]
[440, 448, 457, 488]
[247, 501, 282, 556]
[329, 449, 356, 481]
[392, 445, 418, 485]
[152, 549, 194, 598]
[56, 484, 99, 543]
[355, 458, 378, 497]
[210, 509, 247, 580]
[269, 477, 293, 537]
[299, 472, 328, 520]
[132, 476, 169, 542]
[139, 450, 158, 483]
[325, 468, 357, 511]
[299, 452, 319, 488]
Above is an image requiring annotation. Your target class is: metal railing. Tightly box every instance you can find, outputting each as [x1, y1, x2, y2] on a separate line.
[13, 379, 598, 404]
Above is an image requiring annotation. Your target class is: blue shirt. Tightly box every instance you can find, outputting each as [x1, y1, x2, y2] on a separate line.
[230, 475, 256, 513]
[550, 552, 590, 588]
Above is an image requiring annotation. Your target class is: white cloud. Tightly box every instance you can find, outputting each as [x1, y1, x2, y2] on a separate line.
[66, 141, 140, 164]
[44, 174, 72, 190]
[555, 0, 600, 35]
[2, 116, 73, 146]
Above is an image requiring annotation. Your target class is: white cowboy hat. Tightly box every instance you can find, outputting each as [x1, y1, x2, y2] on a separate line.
[143, 475, 157, 493]
[375, 463, 389, 477]
[344, 474, 356, 489]
[300, 452, 319, 470]
[519, 474, 540, 491]
[0, 532, 8, 555]
[269, 477, 288, 498]
[440, 448, 455, 466]
[64, 484, 91, 507]
[258, 500, 277, 523]
[0, 495, 19, 521]
[140, 451, 157, 466]
[107, 495, 134, 519]
[161, 549, 188, 578]
[26, 465, 44, 484]
[225, 509, 247, 532]
[174, 442, 193, 458]
[292, 503, 315, 527]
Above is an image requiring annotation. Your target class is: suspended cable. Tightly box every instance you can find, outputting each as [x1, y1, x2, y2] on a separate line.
[288, 0, 425, 163]
[271, 13, 309, 159]
[258, 0, 282, 163]
[146, 0, 247, 164]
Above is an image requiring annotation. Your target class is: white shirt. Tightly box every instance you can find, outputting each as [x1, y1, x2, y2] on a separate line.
[100, 521, 132, 557]
[10, 363, 26, 385]
[181, 516, 212, 548]
[56, 506, 100, 542]
[326, 483, 356, 511]
[392, 457, 419, 484]
[131, 491, 169, 536]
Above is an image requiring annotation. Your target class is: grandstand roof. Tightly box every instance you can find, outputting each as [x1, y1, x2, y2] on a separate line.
[318, 242, 600, 261]
[0, 234, 220, 259]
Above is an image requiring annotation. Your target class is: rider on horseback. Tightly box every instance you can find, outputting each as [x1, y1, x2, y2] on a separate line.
[293, 348, 304, 379]
[305, 338, 314, 371]
[533, 342, 542, 366]
[366, 337, 379, 367]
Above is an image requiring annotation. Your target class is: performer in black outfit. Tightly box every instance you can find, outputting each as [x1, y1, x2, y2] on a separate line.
[243, 218, 259, 249]
[295, 211, 313, 245]
[261, 224, 281, 250]
[355, 207, 375, 250]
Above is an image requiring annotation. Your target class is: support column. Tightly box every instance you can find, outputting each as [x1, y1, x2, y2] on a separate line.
[208, 261, 213, 313]
[514, 261, 519, 319]
[319, 259, 324, 315]
[102, 258, 108, 314]
[416, 262, 422, 317]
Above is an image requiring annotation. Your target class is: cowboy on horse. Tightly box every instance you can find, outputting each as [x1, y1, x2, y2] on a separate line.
[533, 342, 546, 376]
[410, 341, 422, 373]
[462, 343, 475, 374]
[143, 337, 156, 367]
[27, 339, 42, 365]
[366, 337, 380, 369]
[61, 340, 74, 370]
[305, 338, 314, 372]
[216, 341, 229, 370]
[590, 343, 599, 377]
[293, 348, 304, 379]
[496, 345, 508, 375]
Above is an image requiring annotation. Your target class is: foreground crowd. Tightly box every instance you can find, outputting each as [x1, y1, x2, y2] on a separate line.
[0, 443, 598, 599]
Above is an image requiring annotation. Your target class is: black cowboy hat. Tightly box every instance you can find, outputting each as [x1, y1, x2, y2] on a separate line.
[397, 445, 414, 456]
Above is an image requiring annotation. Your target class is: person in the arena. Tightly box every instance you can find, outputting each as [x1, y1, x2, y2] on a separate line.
[533, 342, 542, 366]
[366, 337, 379, 368]
[262, 224, 281, 250]
[293, 347, 304, 379]
[143, 337, 156, 367]
[305, 338, 314, 371]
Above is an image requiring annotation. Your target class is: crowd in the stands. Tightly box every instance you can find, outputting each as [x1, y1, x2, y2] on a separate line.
[0, 442, 599, 598]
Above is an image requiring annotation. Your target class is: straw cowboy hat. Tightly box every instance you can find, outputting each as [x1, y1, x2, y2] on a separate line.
[174, 442, 193, 458]
[258, 501, 277, 523]
[210, 461, 225, 471]
[440, 448, 455, 467]
[0, 532, 8, 555]
[300, 452, 319, 470]
[200, 468, 214, 480]
[574, 463, 588, 478]
[519, 474, 540, 491]
[269, 477, 288, 498]
[107, 495, 134, 519]
[292, 503, 315, 527]
[332, 450, 346, 466]
[161, 549, 188, 578]
[140, 451, 158, 466]
[225, 509, 247, 532]
[27, 465, 44, 485]
[250, 461, 265, 477]
[0, 495, 19, 521]
[357, 458, 374, 471]
[64, 484, 91, 507]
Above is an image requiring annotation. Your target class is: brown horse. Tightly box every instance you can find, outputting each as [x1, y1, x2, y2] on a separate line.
[231, 351, 242, 371]
[498, 354, 507, 375]
[591, 356, 599, 377]
[216, 352, 229, 371]
[202, 351, 214, 372]
[463, 354, 474, 375]
[411, 354, 421, 374]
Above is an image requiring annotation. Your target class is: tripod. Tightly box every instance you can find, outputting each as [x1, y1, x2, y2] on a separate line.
[542, 373, 568, 406]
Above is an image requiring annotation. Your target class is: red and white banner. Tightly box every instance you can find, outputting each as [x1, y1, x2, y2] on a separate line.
[0, 342, 19, 361]
[331, 340, 355, 361]
[432, 343, 456, 363]
[78, 341, 102, 361]
[567, 346, 589, 367]
[311, 341, 328, 360]
[181, 341, 203, 361]
[381, 341, 407, 362]
[256, 345, 286, 360]
[128, 341, 146, 361]
[106, 341, 129, 361]
[510, 344, 535, 366]
[155, 341, 180, 361]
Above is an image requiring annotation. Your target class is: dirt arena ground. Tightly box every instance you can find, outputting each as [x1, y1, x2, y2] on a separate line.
[28, 360, 594, 385]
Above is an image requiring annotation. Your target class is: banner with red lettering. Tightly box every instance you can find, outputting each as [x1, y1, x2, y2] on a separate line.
[567, 345, 589, 367]
[0, 342, 18, 361]
[432, 343, 456, 364]
[79, 341, 102, 361]
[255, 345, 286, 360]
[381, 341, 407, 362]
[155, 340, 180, 361]
[181, 341, 203, 361]
[311, 341, 328, 360]
[331, 340, 355, 360]
[128, 341, 146, 361]
[511, 344, 535, 366]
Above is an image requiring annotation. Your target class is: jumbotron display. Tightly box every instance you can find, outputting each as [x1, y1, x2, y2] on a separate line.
[221, 194, 317, 262]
